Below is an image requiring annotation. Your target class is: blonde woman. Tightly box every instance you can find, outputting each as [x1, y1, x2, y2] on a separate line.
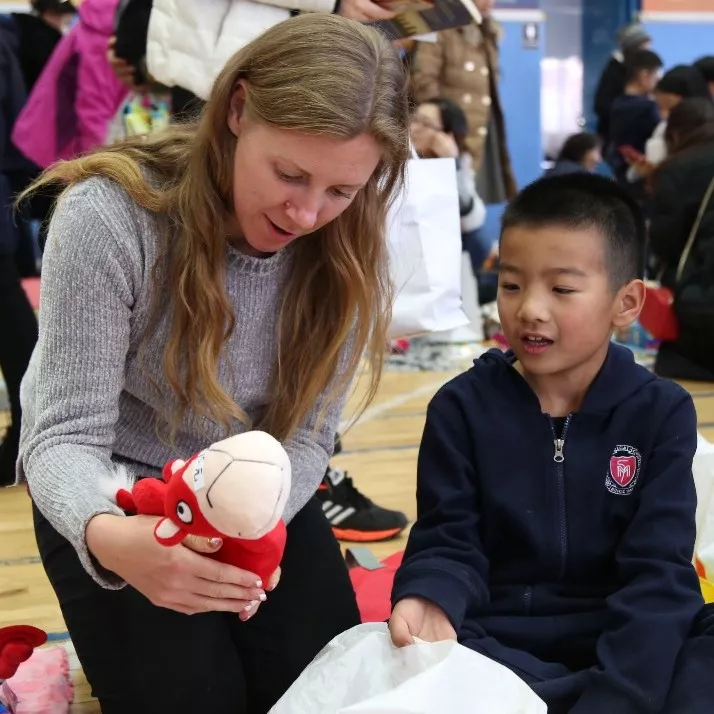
[18, 14, 409, 712]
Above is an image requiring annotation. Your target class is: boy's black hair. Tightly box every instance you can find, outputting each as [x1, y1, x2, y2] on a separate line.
[500, 173, 646, 290]
[422, 97, 469, 153]
[557, 132, 601, 164]
[624, 49, 663, 84]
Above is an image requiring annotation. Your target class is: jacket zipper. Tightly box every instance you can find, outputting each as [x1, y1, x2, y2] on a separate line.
[523, 585, 533, 614]
[549, 414, 572, 580]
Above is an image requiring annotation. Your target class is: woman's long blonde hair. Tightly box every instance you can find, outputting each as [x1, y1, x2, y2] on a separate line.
[24, 14, 410, 442]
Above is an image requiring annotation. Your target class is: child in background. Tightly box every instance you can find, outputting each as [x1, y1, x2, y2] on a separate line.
[389, 173, 714, 714]
[11, 0, 128, 170]
[546, 132, 602, 176]
[608, 49, 662, 187]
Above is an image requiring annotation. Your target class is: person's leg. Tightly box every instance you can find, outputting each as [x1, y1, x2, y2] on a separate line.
[662, 604, 714, 714]
[33, 502, 248, 714]
[233, 497, 361, 713]
[0, 253, 38, 485]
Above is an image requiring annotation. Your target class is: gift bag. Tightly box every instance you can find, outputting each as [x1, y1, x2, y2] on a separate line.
[387, 157, 468, 340]
[694, 434, 714, 603]
[269, 623, 547, 714]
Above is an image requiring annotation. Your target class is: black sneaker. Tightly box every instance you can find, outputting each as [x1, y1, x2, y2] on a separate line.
[317, 466, 408, 542]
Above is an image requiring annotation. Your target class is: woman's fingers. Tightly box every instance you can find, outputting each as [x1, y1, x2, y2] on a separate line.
[180, 547, 262, 589]
[169, 594, 258, 615]
[182, 533, 224, 554]
[191, 576, 266, 604]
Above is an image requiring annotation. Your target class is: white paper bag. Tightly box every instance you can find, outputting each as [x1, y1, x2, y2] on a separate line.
[269, 623, 547, 714]
[694, 433, 714, 579]
[387, 158, 469, 340]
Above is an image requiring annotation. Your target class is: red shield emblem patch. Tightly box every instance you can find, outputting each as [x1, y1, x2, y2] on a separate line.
[610, 456, 637, 487]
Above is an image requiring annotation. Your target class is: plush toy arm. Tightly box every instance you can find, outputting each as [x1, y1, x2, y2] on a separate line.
[116, 489, 136, 512]
[130, 478, 168, 516]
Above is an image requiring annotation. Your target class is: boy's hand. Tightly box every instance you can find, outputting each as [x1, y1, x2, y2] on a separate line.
[389, 597, 457, 647]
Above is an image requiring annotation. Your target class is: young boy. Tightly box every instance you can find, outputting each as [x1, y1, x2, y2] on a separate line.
[389, 174, 714, 714]
[608, 49, 663, 186]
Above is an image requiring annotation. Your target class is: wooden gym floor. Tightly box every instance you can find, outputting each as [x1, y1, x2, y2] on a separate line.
[2, 364, 714, 711]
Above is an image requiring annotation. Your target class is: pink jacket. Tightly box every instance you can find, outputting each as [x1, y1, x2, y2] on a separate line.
[12, 0, 128, 169]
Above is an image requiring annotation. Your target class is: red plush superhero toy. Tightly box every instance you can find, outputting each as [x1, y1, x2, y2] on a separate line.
[0, 626, 47, 682]
[111, 431, 291, 585]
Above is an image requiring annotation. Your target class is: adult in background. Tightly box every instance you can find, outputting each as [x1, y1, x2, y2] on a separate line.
[409, 0, 516, 205]
[0, 20, 38, 486]
[108, 0, 398, 120]
[649, 98, 714, 381]
[695, 56, 714, 98]
[18, 15, 410, 712]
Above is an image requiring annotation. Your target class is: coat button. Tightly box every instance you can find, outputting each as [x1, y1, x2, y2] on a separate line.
[481, 66, 489, 76]
[463, 93, 472, 103]
[482, 95, 492, 106]
[478, 126, 488, 137]
[464, 61, 476, 71]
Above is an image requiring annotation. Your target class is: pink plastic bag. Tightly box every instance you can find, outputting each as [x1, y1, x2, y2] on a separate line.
[4, 647, 73, 713]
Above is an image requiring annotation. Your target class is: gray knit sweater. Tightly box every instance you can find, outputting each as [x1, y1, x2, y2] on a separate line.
[18, 177, 348, 588]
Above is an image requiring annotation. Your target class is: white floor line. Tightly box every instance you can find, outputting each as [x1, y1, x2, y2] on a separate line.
[339, 377, 449, 433]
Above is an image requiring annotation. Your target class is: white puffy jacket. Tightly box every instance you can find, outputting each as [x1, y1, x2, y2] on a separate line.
[146, 0, 336, 101]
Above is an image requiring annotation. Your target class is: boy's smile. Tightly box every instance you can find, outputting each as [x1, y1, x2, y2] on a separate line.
[497, 225, 644, 409]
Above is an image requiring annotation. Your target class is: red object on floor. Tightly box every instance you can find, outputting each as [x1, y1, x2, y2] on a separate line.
[349, 551, 404, 623]
[21, 279, 40, 311]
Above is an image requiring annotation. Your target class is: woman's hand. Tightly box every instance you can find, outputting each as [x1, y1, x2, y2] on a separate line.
[336, 0, 395, 22]
[389, 596, 457, 647]
[86, 513, 267, 616]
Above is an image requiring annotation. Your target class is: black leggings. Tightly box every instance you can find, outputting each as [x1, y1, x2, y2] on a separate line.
[34, 497, 360, 713]
[0, 252, 38, 483]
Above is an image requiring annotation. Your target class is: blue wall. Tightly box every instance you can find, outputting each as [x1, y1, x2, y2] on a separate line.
[581, 0, 640, 132]
[495, 14, 545, 190]
[642, 18, 714, 68]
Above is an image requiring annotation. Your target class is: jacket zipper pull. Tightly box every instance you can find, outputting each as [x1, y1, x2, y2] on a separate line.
[553, 438, 565, 463]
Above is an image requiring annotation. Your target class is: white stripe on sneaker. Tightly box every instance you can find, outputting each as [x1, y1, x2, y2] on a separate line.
[326, 504, 344, 520]
[330, 507, 356, 526]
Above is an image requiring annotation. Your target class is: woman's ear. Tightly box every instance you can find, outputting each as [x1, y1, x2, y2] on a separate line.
[227, 81, 247, 138]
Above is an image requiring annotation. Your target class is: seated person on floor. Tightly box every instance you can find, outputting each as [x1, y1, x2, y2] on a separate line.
[545, 132, 602, 177]
[389, 173, 714, 714]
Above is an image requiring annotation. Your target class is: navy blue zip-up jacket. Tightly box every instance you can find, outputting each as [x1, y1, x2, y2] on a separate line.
[392, 343, 703, 714]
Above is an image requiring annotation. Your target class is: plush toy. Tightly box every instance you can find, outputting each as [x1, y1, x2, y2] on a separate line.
[0, 625, 47, 682]
[112, 431, 291, 585]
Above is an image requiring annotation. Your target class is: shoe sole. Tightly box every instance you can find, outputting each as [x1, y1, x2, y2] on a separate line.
[332, 526, 405, 542]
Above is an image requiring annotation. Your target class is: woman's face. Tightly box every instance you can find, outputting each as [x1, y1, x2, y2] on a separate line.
[410, 103, 442, 157]
[228, 90, 382, 256]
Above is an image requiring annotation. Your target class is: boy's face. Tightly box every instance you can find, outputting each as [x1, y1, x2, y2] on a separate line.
[497, 225, 644, 382]
[638, 68, 662, 95]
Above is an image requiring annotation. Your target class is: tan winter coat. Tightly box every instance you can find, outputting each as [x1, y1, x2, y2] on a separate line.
[410, 20, 516, 198]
